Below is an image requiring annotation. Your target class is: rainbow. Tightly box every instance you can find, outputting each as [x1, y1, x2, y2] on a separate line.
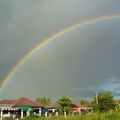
[1, 14, 120, 93]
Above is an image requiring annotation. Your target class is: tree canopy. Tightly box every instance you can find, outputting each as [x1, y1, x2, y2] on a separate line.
[36, 97, 51, 106]
[80, 99, 89, 105]
[57, 96, 72, 113]
[92, 91, 115, 112]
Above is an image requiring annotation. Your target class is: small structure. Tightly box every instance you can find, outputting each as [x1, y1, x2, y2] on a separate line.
[0, 97, 43, 119]
[0, 100, 18, 119]
[79, 105, 92, 114]
[71, 103, 92, 114]
[13, 97, 43, 118]
[71, 103, 80, 113]
[45, 103, 60, 113]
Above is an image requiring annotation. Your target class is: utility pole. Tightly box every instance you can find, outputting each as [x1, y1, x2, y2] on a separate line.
[95, 91, 98, 105]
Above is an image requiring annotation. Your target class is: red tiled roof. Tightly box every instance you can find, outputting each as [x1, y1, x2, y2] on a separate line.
[13, 97, 41, 107]
[71, 101, 80, 106]
[45, 103, 61, 109]
[71, 103, 79, 108]
[0, 100, 16, 105]
[0, 97, 42, 108]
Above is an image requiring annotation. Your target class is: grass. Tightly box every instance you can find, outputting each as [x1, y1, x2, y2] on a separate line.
[22, 112, 120, 120]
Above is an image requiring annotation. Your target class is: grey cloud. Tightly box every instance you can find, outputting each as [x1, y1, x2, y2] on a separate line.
[104, 77, 120, 84]
[2, 22, 120, 99]
[1, 0, 120, 100]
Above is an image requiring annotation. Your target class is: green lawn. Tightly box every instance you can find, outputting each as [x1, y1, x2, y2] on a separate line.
[22, 112, 120, 120]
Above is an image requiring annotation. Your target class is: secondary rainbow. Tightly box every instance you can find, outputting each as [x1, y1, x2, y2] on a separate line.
[1, 14, 120, 93]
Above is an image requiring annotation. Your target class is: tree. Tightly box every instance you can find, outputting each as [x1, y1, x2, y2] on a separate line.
[113, 100, 120, 111]
[92, 91, 115, 112]
[57, 96, 72, 113]
[80, 99, 89, 105]
[36, 97, 51, 106]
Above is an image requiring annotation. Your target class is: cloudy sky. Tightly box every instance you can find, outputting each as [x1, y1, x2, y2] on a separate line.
[0, 0, 120, 101]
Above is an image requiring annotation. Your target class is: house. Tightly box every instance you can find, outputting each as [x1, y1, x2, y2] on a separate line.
[0, 100, 18, 119]
[71, 103, 92, 114]
[71, 103, 80, 113]
[79, 105, 92, 114]
[45, 103, 60, 113]
[0, 97, 44, 119]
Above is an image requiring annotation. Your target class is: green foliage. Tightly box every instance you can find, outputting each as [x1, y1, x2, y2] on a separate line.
[22, 115, 39, 120]
[22, 112, 120, 120]
[91, 103, 100, 112]
[115, 101, 120, 111]
[92, 91, 115, 112]
[57, 96, 72, 113]
[36, 97, 51, 106]
[80, 99, 89, 105]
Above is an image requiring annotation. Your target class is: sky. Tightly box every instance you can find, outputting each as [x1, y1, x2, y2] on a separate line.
[0, 0, 120, 101]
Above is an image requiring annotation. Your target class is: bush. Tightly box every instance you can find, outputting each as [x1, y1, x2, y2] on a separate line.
[22, 115, 40, 120]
